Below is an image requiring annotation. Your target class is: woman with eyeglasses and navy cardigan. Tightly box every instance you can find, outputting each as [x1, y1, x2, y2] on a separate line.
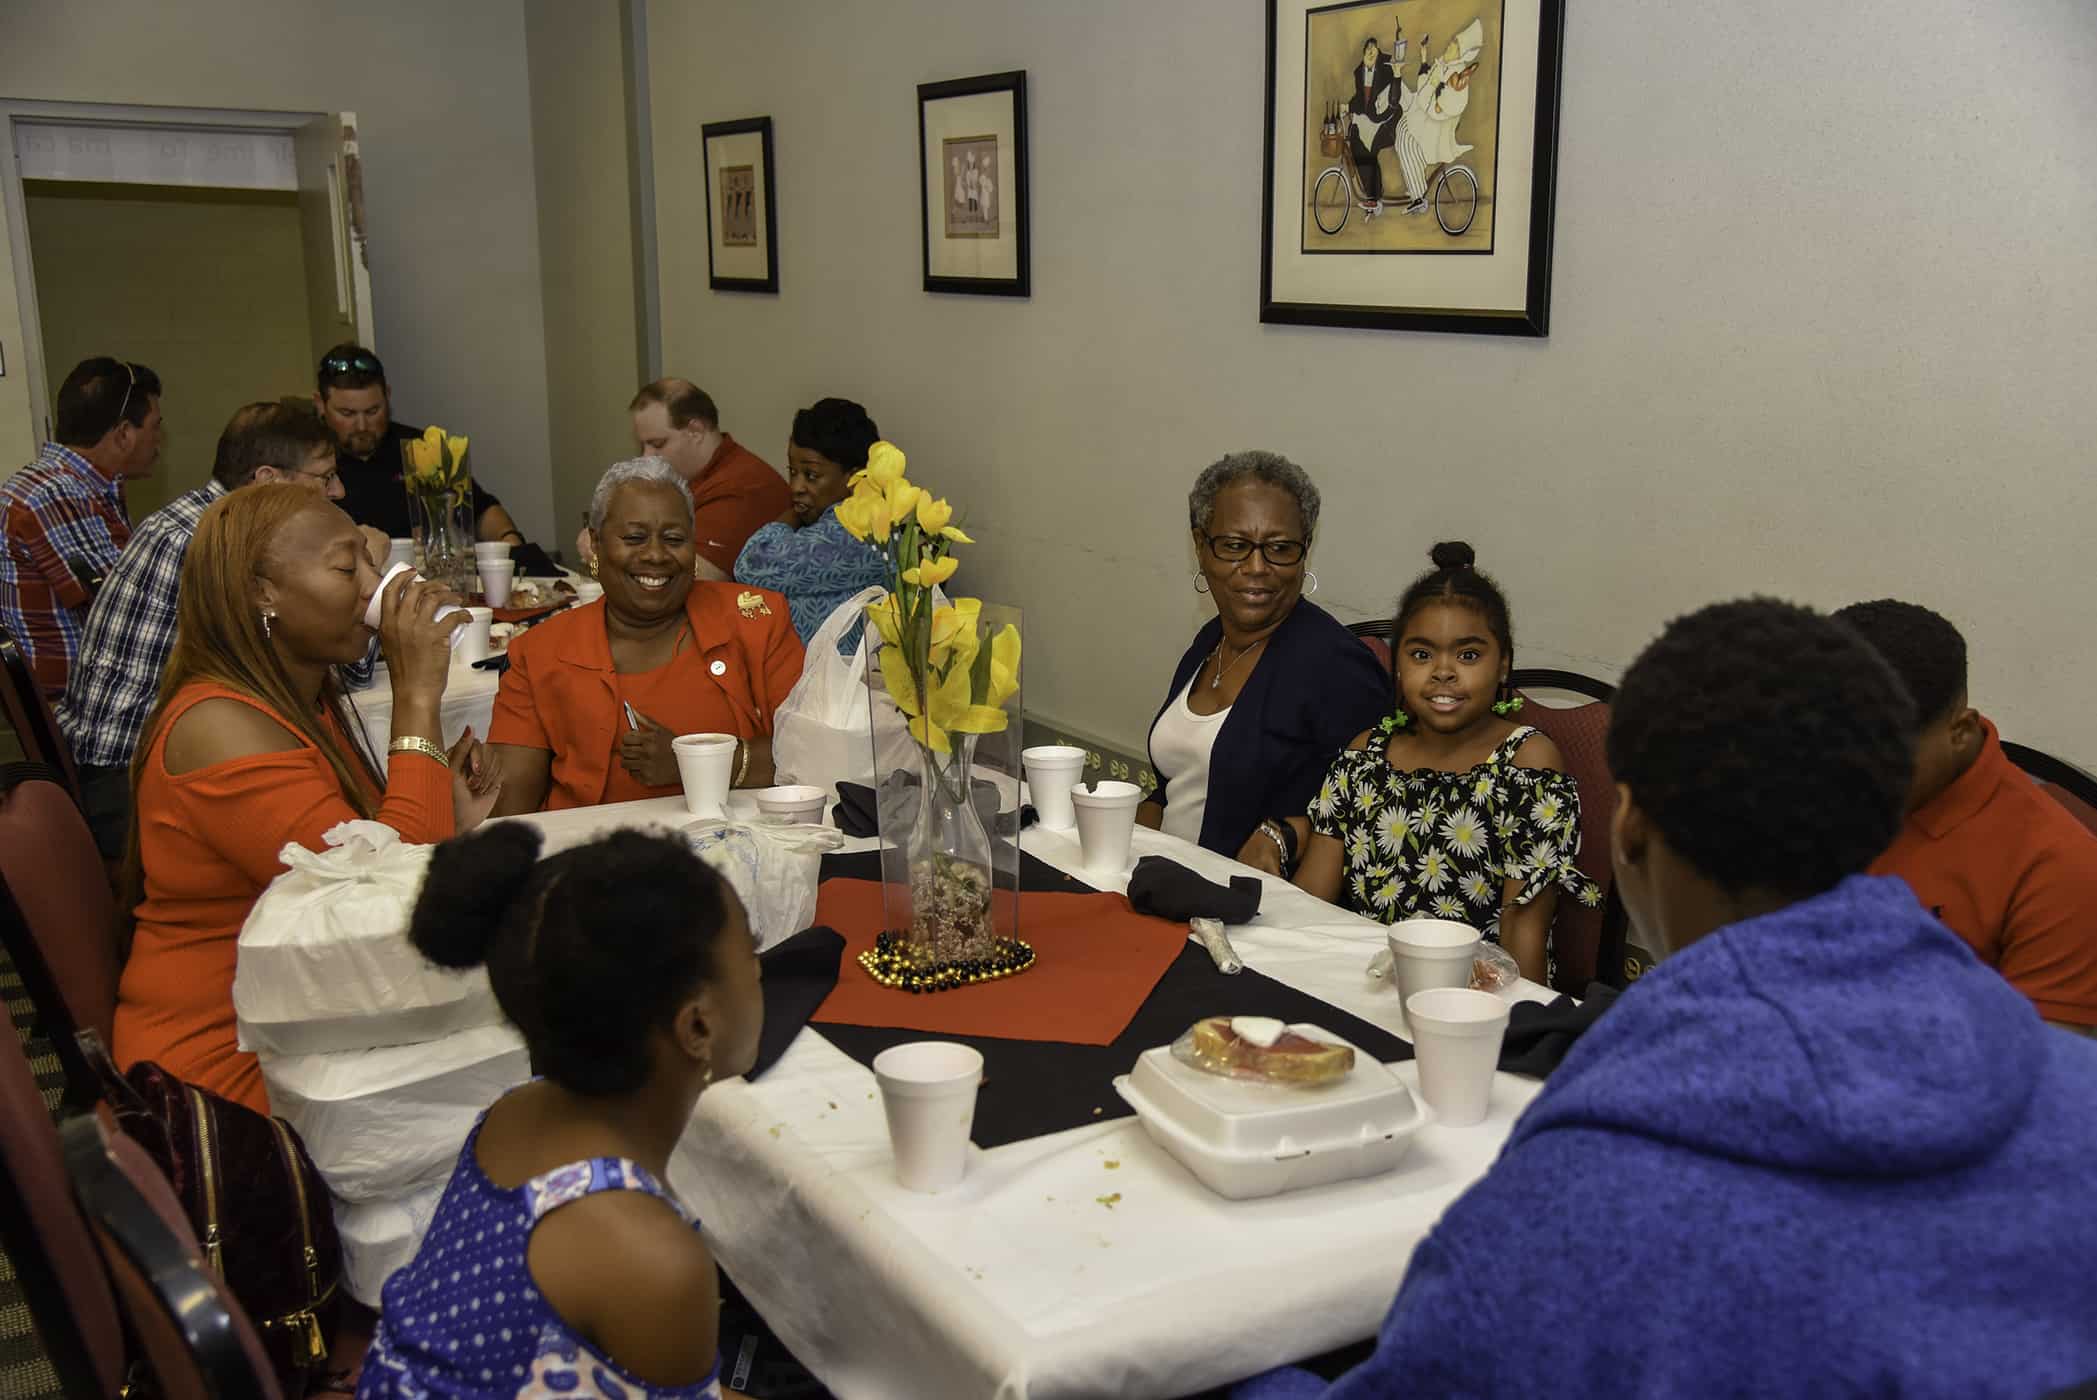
[1136, 452, 1389, 873]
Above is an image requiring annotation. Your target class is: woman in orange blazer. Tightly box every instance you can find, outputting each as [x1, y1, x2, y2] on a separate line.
[116, 484, 501, 1114]
[489, 457, 806, 812]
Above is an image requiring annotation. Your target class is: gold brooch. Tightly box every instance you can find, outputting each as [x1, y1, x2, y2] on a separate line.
[736, 590, 772, 618]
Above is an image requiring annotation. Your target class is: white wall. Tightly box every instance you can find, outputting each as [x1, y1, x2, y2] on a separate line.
[648, 0, 2097, 768]
[0, 0, 558, 543]
[523, 0, 642, 554]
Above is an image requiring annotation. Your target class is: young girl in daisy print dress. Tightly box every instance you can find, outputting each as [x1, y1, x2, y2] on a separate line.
[357, 823, 762, 1400]
[1293, 542, 1599, 984]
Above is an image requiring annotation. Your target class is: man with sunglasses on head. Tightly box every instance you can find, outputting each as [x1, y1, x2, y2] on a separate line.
[315, 344, 556, 573]
[0, 356, 162, 697]
[56, 402, 365, 858]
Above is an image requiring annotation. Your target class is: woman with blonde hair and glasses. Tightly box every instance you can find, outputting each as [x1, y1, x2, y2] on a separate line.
[114, 482, 501, 1114]
[1137, 451, 1388, 872]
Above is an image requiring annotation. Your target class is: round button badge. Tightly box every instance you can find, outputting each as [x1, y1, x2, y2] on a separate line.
[710, 660, 727, 676]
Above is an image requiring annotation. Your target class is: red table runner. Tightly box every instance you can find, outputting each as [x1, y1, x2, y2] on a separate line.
[809, 879, 1187, 1046]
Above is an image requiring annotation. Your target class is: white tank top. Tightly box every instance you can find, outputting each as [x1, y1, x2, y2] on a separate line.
[1150, 675, 1230, 845]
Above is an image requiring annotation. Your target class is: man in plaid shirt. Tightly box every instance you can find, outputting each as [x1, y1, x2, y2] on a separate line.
[0, 357, 162, 699]
[56, 401, 375, 857]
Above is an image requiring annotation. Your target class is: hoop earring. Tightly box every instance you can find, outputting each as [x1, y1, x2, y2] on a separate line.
[260, 610, 275, 640]
[1304, 571, 1319, 596]
[1193, 571, 1210, 594]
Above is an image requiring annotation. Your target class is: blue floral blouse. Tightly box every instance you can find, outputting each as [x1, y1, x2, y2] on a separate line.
[1309, 719, 1602, 945]
[733, 506, 888, 655]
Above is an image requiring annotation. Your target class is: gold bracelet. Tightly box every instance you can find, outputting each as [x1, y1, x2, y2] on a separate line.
[734, 739, 752, 788]
[389, 736, 449, 767]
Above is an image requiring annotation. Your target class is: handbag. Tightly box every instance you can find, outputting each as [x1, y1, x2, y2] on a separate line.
[79, 1031, 341, 1394]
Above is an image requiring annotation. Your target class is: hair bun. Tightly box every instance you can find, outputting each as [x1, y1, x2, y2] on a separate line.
[1429, 540, 1477, 571]
[409, 823, 546, 970]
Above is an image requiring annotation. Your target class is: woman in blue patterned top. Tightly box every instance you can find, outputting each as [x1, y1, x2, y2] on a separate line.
[1293, 543, 1599, 983]
[359, 822, 762, 1400]
[733, 397, 888, 655]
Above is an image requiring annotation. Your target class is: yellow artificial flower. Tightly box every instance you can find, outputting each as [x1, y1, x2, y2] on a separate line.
[908, 712, 951, 754]
[422, 424, 445, 449]
[878, 643, 921, 719]
[865, 441, 906, 489]
[865, 595, 902, 648]
[834, 492, 873, 541]
[445, 433, 469, 470]
[903, 555, 959, 588]
[916, 496, 953, 534]
[886, 479, 924, 524]
[987, 623, 1021, 709]
[948, 704, 1011, 735]
[941, 524, 975, 545]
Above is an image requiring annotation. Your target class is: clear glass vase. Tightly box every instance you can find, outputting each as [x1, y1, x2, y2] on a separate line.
[406, 481, 476, 595]
[864, 599, 1028, 992]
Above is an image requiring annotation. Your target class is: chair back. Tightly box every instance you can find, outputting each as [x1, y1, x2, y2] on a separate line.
[1345, 619, 1396, 685]
[2001, 740, 2097, 836]
[1513, 691, 1617, 991]
[64, 1114, 283, 1400]
[0, 622, 79, 796]
[0, 770, 121, 1104]
[0, 1014, 126, 1400]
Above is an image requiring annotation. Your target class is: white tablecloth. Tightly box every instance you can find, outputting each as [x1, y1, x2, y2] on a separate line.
[351, 661, 502, 757]
[503, 799, 1554, 1400]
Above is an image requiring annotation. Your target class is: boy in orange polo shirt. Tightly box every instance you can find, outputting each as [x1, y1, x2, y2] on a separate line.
[1838, 600, 2097, 1032]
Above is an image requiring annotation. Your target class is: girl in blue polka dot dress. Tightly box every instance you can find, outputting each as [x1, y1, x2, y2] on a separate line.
[357, 824, 762, 1400]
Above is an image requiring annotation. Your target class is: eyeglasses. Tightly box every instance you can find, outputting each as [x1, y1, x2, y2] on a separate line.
[295, 464, 342, 488]
[1201, 532, 1307, 567]
[112, 361, 137, 429]
[318, 349, 384, 381]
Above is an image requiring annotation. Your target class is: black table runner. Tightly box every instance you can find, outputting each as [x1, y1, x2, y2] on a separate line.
[810, 849, 1413, 1150]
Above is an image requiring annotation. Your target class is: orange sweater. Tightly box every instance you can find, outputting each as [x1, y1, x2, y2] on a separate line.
[113, 681, 455, 1114]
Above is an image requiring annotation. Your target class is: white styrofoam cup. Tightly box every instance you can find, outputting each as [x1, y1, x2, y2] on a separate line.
[1021, 745, 1088, 830]
[671, 733, 737, 818]
[872, 1041, 983, 1192]
[1070, 779, 1144, 875]
[1404, 986, 1511, 1127]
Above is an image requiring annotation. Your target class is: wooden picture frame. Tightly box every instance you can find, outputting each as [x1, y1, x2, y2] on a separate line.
[918, 71, 1030, 297]
[702, 116, 778, 294]
[1260, 0, 1565, 335]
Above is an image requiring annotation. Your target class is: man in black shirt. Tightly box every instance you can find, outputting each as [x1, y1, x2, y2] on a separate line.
[314, 344, 556, 572]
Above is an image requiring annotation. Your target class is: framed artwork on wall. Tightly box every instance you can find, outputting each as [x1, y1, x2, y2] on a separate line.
[703, 116, 778, 293]
[917, 71, 1029, 297]
[1260, 0, 1565, 335]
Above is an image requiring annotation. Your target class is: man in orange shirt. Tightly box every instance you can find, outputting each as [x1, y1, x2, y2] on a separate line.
[1839, 600, 2097, 1033]
[575, 379, 789, 579]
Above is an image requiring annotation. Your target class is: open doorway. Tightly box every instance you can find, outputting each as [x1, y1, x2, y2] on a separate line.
[0, 104, 374, 509]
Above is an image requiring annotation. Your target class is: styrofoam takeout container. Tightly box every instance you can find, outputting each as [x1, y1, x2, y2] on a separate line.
[1112, 1025, 1425, 1199]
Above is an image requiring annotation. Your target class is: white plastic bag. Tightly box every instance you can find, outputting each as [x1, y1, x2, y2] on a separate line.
[685, 819, 845, 951]
[771, 586, 917, 800]
[234, 821, 502, 1057]
[262, 1023, 531, 1204]
[337, 1178, 448, 1306]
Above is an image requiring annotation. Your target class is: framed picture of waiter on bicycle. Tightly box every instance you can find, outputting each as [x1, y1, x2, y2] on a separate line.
[1261, 0, 1564, 335]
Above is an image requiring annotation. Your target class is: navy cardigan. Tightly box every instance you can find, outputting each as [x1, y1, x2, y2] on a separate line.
[1146, 599, 1391, 858]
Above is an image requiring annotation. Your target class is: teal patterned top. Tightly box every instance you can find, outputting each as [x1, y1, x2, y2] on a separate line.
[1308, 718, 1602, 945]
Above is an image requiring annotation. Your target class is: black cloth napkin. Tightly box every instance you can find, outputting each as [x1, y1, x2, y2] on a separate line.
[809, 849, 1411, 1149]
[750, 927, 845, 1080]
[1126, 855, 1262, 925]
[833, 774, 1032, 839]
[1497, 983, 1620, 1079]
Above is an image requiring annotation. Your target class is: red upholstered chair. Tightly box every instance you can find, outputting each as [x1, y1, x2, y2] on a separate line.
[0, 769, 122, 1106]
[0, 1008, 126, 1400]
[0, 623, 80, 800]
[64, 1113, 284, 1400]
[1510, 670, 1620, 992]
[1345, 618, 1395, 679]
[2001, 740, 2097, 838]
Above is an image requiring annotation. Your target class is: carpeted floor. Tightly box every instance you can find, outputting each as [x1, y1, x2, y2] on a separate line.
[1, 942, 66, 1400]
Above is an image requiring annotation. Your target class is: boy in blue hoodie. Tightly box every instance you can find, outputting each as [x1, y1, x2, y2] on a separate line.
[1238, 598, 2097, 1398]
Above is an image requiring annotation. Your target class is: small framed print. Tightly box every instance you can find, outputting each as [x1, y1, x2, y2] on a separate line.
[918, 71, 1029, 296]
[703, 116, 777, 293]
